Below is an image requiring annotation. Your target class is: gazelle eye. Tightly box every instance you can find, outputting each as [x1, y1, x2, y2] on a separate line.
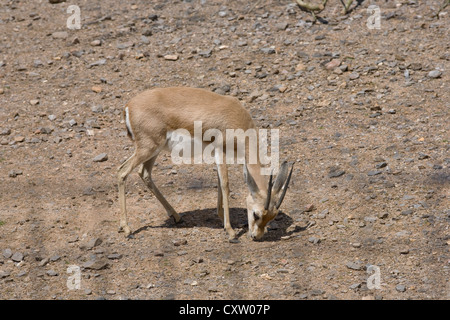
[253, 211, 260, 221]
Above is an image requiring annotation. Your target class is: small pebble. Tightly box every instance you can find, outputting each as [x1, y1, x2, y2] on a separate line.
[396, 284, 406, 292]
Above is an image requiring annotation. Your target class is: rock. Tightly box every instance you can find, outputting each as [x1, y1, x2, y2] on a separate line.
[38, 258, 50, 267]
[304, 204, 315, 212]
[17, 270, 28, 277]
[364, 216, 377, 223]
[52, 31, 68, 39]
[116, 42, 134, 49]
[16, 65, 27, 71]
[107, 253, 122, 260]
[401, 209, 414, 216]
[49, 0, 66, 3]
[395, 284, 406, 292]
[308, 236, 320, 244]
[2, 248, 12, 259]
[37, 127, 53, 135]
[93, 153, 108, 162]
[142, 29, 153, 37]
[46, 270, 58, 276]
[68, 119, 77, 127]
[82, 187, 94, 196]
[328, 167, 345, 178]
[276, 268, 290, 273]
[409, 63, 422, 70]
[310, 289, 324, 296]
[90, 40, 102, 46]
[399, 248, 409, 254]
[418, 153, 429, 160]
[0, 128, 11, 136]
[325, 59, 341, 70]
[248, 90, 262, 102]
[91, 105, 103, 113]
[91, 86, 102, 93]
[11, 252, 24, 262]
[148, 14, 158, 21]
[0, 271, 10, 279]
[349, 72, 360, 80]
[14, 136, 25, 143]
[164, 55, 179, 61]
[198, 49, 212, 58]
[276, 22, 289, 30]
[278, 85, 288, 93]
[260, 47, 276, 54]
[29, 99, 40, 105]
[85, 237, 102, 249]
[375, 162, 387, 169]
[367, 170, 382, 176]
[140, 35, 150, 44]
[346, 261, 363, 270]
[88, 59, 106, 68]
[82, 259, 109, 270]
[67, 235, 79, 243]
[378, 212, 389, 219]
[71, 50, 85, 58]
[427, 70, 442, 78]
[9, 170, 23, 178]
[173, 239, 188, 246]
[50, 255, 61, 262]
[48, 114, 57, 121]
[349, 283, 361, 289]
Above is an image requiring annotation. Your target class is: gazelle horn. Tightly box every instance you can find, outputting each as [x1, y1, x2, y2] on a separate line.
[275, 164, 294, 209]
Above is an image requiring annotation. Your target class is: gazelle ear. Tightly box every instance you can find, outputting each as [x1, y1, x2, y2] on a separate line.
[244, 164, 259, 197]
[275, 162, 294, 209]
[272, 161, 289, 194]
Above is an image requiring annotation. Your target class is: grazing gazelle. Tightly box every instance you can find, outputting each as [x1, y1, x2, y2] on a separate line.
[117, 87, 293, 241]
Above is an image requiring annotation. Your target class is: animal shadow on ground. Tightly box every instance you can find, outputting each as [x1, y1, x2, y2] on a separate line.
[132, 207, 305, 241]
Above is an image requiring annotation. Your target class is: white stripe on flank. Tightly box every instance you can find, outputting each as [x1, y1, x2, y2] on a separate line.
[125, 107, 135, 140]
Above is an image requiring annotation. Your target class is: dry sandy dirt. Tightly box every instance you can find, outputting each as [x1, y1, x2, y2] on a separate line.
[0, 0, 449, 300]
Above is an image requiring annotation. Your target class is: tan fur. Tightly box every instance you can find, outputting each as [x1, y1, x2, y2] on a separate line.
[117, 87, 289, 241]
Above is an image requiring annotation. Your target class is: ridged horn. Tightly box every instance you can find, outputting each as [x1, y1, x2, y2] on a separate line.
[275, 164, 294, 209]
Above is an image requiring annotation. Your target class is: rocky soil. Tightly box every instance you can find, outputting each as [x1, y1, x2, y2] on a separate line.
[0, 0, 449, 300]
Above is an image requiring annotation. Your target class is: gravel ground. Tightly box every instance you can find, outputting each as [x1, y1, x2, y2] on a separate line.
[0, 0, 449, 300]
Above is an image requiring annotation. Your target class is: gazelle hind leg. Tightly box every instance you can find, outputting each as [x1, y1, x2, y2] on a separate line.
[139, 156, 181, 223]
[217, 172, 224, 222]
[117, 154, 140, 236]
[117, 148, 157, 237]
[216, 164, 236, 240]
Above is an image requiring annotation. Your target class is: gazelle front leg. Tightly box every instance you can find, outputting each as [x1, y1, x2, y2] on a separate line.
[217, 172, 224, 222]
[139, 157, 181, 223]
[117, 153, 141, 237]
[216, 164, 236, 240]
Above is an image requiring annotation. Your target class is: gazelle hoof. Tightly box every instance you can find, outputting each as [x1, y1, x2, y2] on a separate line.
[119, 225, 132, 237]
[173, 215, 182, 224]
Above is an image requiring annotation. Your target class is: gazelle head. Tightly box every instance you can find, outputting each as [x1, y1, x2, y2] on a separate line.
[244, 161, 294, 240]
